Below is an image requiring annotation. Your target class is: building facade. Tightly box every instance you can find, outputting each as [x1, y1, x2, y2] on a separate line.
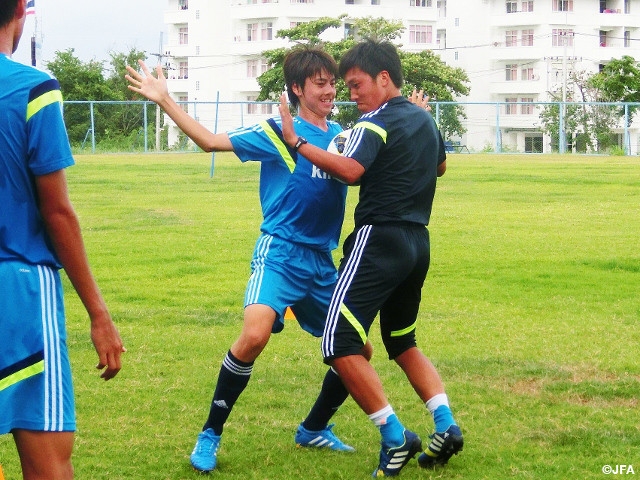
[162, 0, 640, 153]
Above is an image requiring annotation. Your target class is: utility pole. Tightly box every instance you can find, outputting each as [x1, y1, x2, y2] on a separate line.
[149, 32, 165, 152]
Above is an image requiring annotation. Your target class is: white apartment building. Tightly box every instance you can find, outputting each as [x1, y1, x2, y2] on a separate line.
[163, 0, 640, 153]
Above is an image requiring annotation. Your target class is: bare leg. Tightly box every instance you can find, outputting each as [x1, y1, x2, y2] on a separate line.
[394, 347, 445, 402]
[13, 430, 74, 480]
[331, 354, 388, 415]
[230, 303, 276, 362]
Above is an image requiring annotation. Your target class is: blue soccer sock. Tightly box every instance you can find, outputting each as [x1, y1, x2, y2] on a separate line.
[369, 406, 405, 447]
[426, 393, 457, 433]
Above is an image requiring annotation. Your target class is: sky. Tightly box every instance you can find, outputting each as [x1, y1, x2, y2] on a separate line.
[13, 0, 166, 68]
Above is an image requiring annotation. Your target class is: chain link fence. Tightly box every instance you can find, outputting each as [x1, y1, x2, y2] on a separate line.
[66, 100, 640, 156]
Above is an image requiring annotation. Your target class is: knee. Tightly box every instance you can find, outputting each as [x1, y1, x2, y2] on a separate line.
[360, 340, 374, 361]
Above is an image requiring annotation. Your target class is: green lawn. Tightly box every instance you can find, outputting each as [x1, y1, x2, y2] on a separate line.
[1, 153, 638, 479]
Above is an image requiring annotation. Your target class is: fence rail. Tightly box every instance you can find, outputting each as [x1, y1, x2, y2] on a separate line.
[65, 100, 640, 156]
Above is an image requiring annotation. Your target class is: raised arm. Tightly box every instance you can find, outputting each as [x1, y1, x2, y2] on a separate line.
[125, 60, 232, 152]
[36, 170, 125, 380]
[278, 94, 364, 185]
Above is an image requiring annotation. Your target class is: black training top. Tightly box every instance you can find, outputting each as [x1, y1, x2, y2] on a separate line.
[341, 96, 446, 228]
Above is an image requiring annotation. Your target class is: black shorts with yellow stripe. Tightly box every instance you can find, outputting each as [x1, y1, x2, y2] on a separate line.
[321, 222, 430, 361]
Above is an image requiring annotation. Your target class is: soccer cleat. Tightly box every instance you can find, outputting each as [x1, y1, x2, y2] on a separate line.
[295, 423, 355, 452]
[418, 424, 463, 468]
[190, 428, 221, 472]
[372, 429, 422, 477]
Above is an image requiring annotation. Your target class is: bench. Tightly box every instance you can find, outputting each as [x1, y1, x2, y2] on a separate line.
[444, 140, 470, 154]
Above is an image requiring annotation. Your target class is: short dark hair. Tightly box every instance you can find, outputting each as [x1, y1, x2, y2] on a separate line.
[339, 39, 403, 88]
[0, 0, 20, 28]
[283, 45, 338, 109]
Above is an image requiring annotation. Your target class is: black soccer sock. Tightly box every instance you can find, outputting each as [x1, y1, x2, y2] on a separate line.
[203, 350, 253, 436]
[301, 368, 349, 432]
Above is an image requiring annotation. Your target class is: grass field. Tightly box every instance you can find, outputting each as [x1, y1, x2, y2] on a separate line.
[1, 153, 638, 479]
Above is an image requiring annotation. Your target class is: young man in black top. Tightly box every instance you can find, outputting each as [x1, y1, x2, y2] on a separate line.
[279, 39, 463, 477]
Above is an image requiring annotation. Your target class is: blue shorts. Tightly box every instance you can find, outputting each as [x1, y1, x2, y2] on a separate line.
[245, 234, 337, 337]
[0, 261, 76, 434]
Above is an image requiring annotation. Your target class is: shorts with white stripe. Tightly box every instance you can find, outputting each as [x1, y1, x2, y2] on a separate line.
[321, 223, 430, 362]
[0, 261, 76, 434]
[245, 234, 337, 337]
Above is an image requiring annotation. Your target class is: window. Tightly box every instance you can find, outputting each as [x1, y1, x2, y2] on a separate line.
[553, 0, 573, 12]
[411, 0, 432, 5]
[505, 30, 518, 46]
[261, 58, 269, 74]
[409, 25, 432, 43]
[178, 61, 188, 79]
[521, 98, 534, 114]
[624, 0, 630, 13]
[290, 21, 302, 28]
[525, 136, 543, 153]
[521, 29, 533, 46]
[506, 64, 518, 81]
[195, 9, 200, 19]
[371, 0, 380, 4]
[505, 98, 518, 115]
[552, 29, 573, 47]
[178, 95, 188, 113]
[247, 23, 258, 42]
[247, 96, 258, 115]
[599, 30, 608, 47]
[178, 0, 188, 10]
[261, 22, 273, 40]
[437, 0, 446, 16]
[521, 67, 534, 80]
[195, 45, 200, 56]
[506, 1, 518, 13]
[247, 59, 258, 78]
[291, 0, 314, 3]
[624, 30, 631, 47]
[195, 80, 200, 91]
[521, 1, 533, 11]
[179, 27, 188, 45]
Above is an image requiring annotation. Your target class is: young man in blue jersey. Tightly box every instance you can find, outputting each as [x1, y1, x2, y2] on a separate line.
[126, 46, 374, 472]
[279, 39, 463, 476]
[0, 1, 126, 479]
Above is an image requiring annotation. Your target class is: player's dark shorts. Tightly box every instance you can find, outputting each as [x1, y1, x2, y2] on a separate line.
[321, 223, 430, 362]
[0, 261, 76, 434]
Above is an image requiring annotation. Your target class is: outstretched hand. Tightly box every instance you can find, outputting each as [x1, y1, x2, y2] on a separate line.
[408, 88, 431, 111]
[125, 59, 168, 104]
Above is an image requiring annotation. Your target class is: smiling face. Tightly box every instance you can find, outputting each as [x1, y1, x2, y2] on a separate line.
[293, 68, 337, 125]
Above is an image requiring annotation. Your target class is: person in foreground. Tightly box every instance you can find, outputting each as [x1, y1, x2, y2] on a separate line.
[0, 1, 126, 479]
[278, 39, 463, 477]
[126, 46, 374, 472]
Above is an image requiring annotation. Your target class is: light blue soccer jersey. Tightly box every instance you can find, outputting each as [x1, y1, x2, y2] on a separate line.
[229, 117, 347, 252]
[0, 54, 75, 268]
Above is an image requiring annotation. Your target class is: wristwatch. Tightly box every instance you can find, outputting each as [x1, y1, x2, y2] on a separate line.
[293, 136, 308, 152]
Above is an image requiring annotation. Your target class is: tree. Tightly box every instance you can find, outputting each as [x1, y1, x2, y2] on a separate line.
[46, 48, 155, 147]
[257, 17, 470, 137]
[538, 70, 618, 153]
[589, 55, 640, 125]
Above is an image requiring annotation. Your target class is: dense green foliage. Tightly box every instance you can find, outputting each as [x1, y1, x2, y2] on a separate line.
[46, 48, 157, 146]
[257, 17, 470, 137]
[539, 57, 640, 153]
